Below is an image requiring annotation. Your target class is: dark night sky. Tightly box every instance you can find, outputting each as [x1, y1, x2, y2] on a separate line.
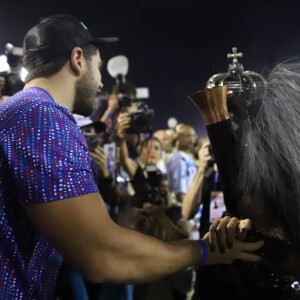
[1, 1, 300, 136]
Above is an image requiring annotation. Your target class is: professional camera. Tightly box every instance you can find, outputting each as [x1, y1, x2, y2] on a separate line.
[144, 187, 167, 206]
[143, 166, 168, 205]
[130, 166, 168, 207]
[126, 101, 154, 134]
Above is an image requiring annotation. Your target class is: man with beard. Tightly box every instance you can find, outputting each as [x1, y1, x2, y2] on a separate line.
[0, 14, 264, 300]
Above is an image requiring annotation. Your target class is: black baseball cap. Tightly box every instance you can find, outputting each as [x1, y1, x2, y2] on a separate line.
[22, 14, 118, 71]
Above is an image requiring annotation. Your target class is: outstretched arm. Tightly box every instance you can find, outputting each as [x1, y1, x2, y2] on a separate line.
[117, 112, 138, 178]
[100, 93, 119, 125]
[25, 194, 263, 284]
[182, 141, 213, 219]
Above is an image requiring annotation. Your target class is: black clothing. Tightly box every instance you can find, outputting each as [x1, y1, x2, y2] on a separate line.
[193, 169, 300, 300]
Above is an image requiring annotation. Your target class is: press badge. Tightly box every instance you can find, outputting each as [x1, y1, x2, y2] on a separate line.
[209, 191, 226, 223]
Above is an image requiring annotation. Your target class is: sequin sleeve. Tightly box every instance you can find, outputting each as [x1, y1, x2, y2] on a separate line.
[6, 101, 99, 204]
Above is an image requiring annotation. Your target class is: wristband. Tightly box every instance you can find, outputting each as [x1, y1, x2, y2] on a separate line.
[198, 239, 209, 267]
[104, 110, 114, 119]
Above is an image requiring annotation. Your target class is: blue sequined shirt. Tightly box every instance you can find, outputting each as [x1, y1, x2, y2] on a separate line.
[0, 87, 99, 299]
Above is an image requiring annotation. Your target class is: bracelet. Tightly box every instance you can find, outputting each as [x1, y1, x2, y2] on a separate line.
[198, 239, 209, 267]
[104, 110, 114, 119]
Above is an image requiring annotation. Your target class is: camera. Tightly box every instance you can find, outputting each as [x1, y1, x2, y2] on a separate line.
[143, 167, 168, 205]
[126, 101, 154, 134]
[144, 187, 167, 206]
[130, 166, 168, 207]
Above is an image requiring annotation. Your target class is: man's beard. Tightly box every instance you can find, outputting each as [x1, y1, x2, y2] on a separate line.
[72, 71, 98, 116]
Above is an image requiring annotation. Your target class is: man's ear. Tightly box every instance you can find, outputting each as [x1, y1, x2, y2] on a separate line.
[70, 47, 84, 76]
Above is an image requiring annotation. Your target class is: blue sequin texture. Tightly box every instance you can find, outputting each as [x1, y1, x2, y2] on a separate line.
[0, 87, 99, 299]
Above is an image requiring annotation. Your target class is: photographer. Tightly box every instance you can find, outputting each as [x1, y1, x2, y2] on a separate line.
[111, 79, 154, 153]
[74, 114, 131, 210]
[100, 80, 139, 145]
[117, 112, 164, 207]
[118, 113, 196, 300]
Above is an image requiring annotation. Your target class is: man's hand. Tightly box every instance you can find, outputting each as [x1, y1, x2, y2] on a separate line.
[90, 146, 110, 178]
[198, 141, 213, 166]
[117, 112, 131, 139]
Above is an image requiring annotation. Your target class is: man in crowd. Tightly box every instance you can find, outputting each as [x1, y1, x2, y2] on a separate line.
[167, 123, 198, 204]
[154, 129, 175, 173]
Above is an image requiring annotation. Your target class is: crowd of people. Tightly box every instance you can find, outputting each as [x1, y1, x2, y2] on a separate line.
[72, 77, 216, 299]
[0, 13, 300, 300]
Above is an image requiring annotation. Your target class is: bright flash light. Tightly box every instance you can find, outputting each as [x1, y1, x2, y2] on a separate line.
[20, 67, 28, 82]
[0, 55, 9, 72]
[167, 117, 178, 129]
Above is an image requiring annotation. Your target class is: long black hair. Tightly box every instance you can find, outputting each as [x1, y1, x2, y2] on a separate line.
[237, 58, 300, 249]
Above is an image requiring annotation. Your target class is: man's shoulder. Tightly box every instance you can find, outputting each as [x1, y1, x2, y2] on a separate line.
[168, 150, 181, 161]
[0, 87, 74, 132]
[0, 87, 52, 118]
[168, 150, 191, 162]
[4, 86, 52, 104]
[166, 152, 184, 176]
